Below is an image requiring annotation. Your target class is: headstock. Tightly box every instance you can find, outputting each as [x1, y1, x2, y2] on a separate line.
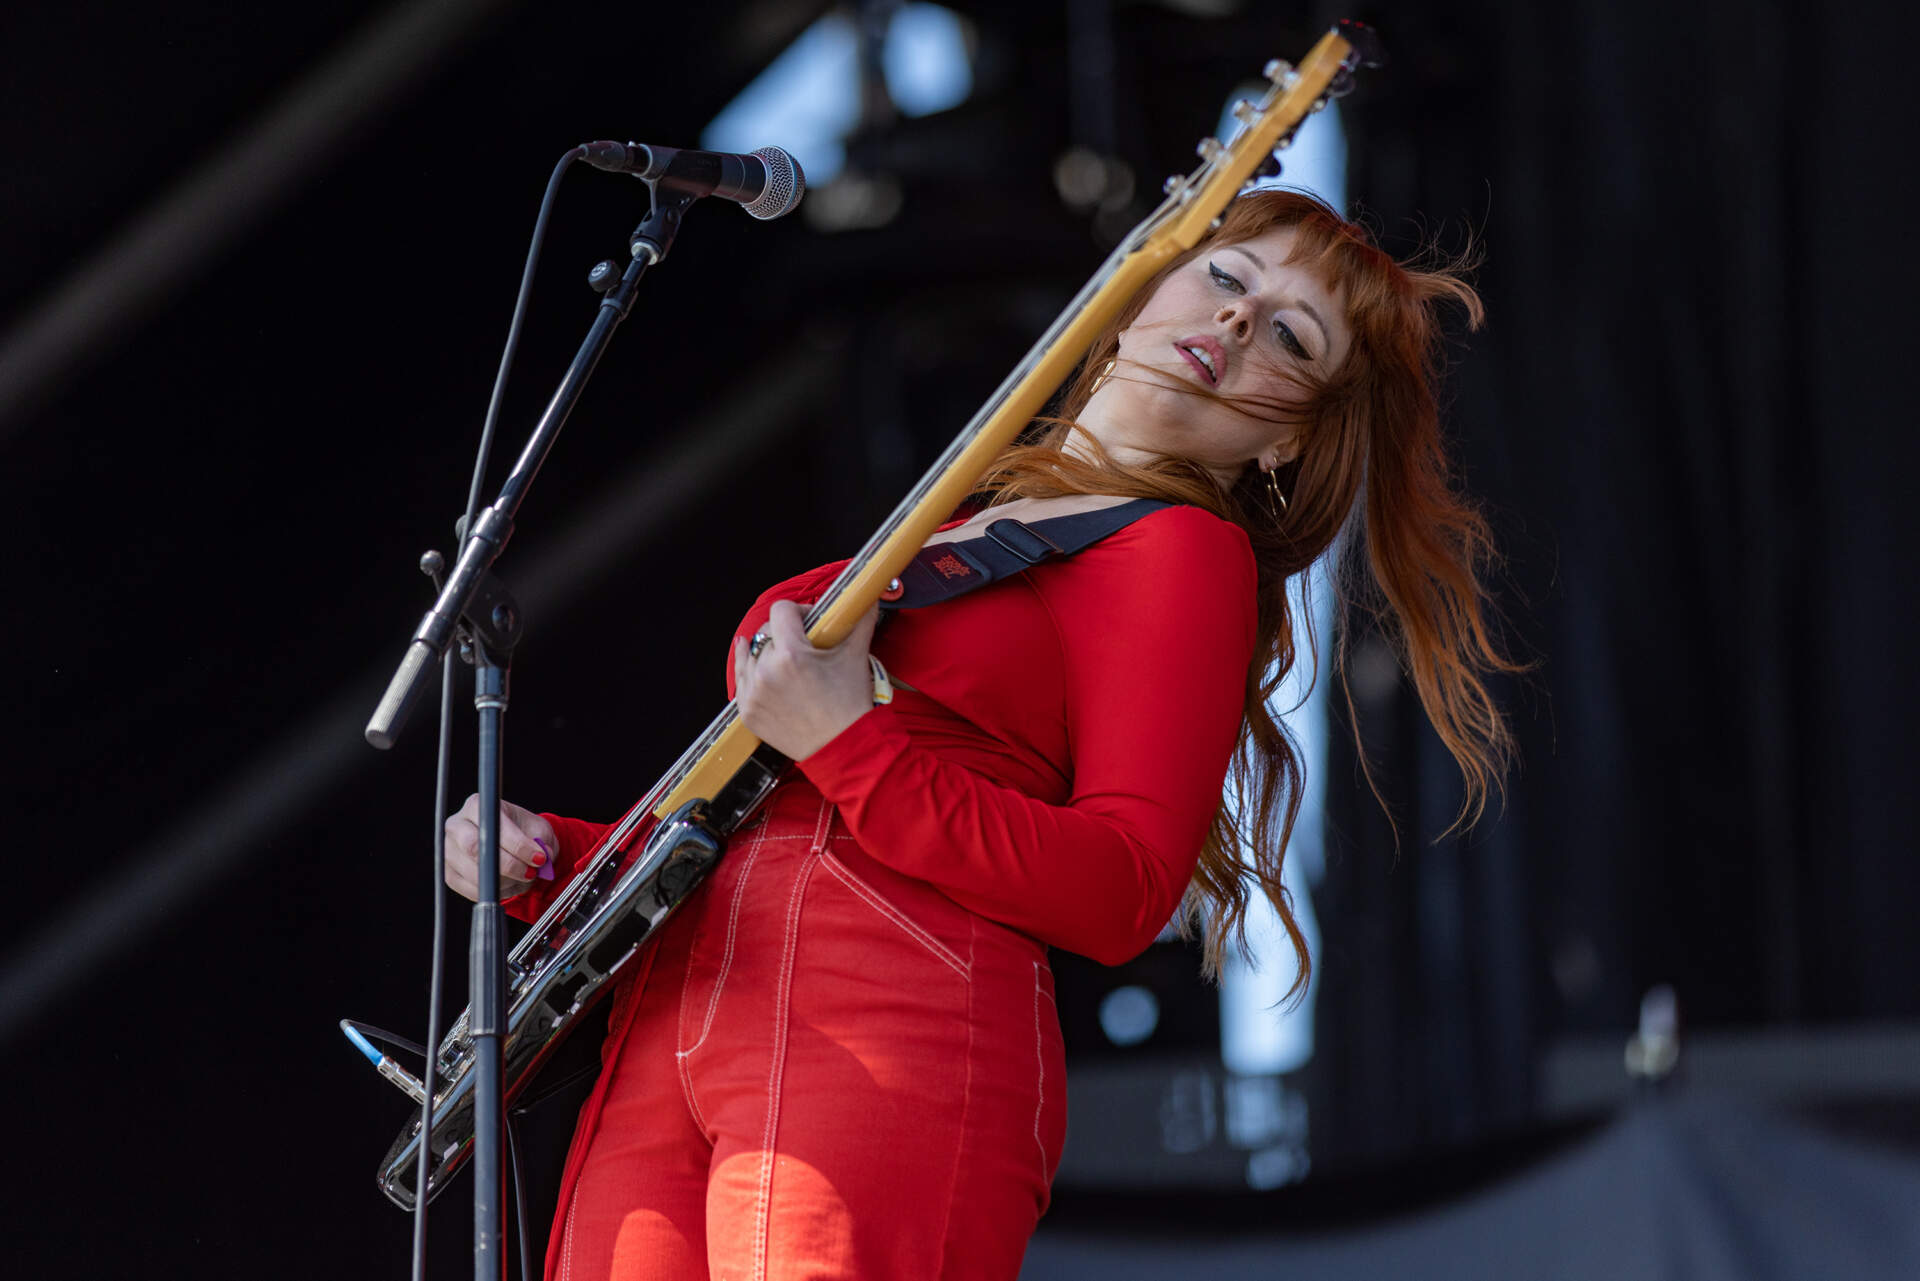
[1136, 20, 1384, 252]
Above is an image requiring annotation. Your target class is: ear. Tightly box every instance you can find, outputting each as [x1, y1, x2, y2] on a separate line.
[1262, 433, 1302, 469]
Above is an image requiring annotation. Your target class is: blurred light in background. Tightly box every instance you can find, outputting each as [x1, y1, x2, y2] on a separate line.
[704, 19, 859, 184]
[1216, 97, 1345, 1083]
[882, 3, 974, 117]
[1225, 89, 1347, 200]
[1099, 984, 1163, 1047]
[702, 3, 973, 187]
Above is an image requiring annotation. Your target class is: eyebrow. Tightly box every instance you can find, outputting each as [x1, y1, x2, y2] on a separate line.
[1221, 244, 1332, 356]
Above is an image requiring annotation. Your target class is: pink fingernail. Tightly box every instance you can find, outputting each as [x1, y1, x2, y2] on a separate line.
[534, 836, 556, 881]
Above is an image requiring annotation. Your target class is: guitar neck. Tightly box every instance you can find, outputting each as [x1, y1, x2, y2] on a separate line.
[644, 228, 1164, 819]
[642, 24, 1362, 823]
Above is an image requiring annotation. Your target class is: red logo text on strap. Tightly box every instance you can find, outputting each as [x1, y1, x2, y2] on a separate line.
[931, 553, 973, 580]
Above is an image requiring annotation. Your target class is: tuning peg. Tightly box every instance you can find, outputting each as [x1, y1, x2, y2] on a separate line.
[1164, 175, 1184, 195]
[1195, 137, 1225, 161]
[1232, 99, 1259, 125]
[1263, 59, 1296, 87]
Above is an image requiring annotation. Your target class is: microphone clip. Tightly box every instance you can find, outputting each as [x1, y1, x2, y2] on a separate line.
[629, 182, 698, 265]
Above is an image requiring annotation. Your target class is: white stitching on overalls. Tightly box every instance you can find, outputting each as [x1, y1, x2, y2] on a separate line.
[558, 1185, 578, 1281]
[818, 852, 972, 981]
[752, 796, 828, 1280]
[1034, 961, 1055, 1185]
[675, 1040, 711, 1136]
[680, 814, 772, 1058]
[677, 808, 778, 1135]
[807, 798, 833, 854]
[933, 913, 979, 1269]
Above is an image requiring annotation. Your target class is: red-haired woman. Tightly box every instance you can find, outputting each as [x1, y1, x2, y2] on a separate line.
[444, 189, 1516, 1280]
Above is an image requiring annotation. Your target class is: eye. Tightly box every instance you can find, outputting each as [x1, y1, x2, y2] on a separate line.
[1208, 262, 1245, 293]
[1273, 318, 1311, 361]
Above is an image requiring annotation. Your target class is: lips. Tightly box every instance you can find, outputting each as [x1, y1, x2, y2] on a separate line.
[1173, 335, 1227, 386]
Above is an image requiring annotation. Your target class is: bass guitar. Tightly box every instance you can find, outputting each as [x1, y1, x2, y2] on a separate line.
[355, 18, 1382, 1209]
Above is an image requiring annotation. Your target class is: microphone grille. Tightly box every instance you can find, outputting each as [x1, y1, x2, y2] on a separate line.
[744, 147, 805, 220]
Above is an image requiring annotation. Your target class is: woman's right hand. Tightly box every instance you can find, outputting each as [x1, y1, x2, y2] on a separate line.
[444, 794, 558, 901]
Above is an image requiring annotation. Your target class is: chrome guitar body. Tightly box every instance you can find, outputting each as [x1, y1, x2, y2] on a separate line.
[376, 740, 785, 1209]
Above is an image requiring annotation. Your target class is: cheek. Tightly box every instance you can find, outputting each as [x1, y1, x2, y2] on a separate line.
[1241, 367, 1312, 412]
[1115, 327, 1158, 364]
[1129, 275, 1211, 331]
[1143, 283, 1203, 325]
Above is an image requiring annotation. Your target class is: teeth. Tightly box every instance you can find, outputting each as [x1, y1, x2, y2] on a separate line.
[1184, 345, 1217, 379]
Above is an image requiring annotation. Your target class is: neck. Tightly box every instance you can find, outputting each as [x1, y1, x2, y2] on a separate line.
[1068, 386, 1245, 491]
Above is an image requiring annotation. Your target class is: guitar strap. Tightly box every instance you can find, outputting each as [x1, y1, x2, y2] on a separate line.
[878, 497, 1173, 611]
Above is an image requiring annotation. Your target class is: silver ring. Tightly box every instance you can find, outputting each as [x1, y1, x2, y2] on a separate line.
[748, 630, 773, 659]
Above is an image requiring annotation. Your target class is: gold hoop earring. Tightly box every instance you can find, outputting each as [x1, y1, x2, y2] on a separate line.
[1090, 358, 1117, 393]
[1264, 466, 1288, 520]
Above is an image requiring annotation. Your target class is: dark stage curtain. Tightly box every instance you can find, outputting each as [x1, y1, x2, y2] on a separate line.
[1308, 0, 1920, 1166]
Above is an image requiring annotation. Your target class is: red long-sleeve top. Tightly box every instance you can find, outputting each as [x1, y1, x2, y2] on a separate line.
[516, 504, 1257, 966]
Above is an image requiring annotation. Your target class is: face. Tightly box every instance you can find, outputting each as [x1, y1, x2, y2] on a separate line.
[1082, 224, 1351, 486]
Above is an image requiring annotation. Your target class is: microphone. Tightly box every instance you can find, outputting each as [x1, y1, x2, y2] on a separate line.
[580, 141, 805, 220]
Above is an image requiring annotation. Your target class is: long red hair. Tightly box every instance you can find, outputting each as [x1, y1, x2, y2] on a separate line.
[977, 189, 1518, 996]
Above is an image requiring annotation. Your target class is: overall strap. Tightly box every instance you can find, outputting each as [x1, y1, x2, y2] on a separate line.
[879, 498, 1174, 611]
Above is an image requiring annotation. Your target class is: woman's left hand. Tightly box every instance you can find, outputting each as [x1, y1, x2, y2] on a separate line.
[733, 599, 883, 760]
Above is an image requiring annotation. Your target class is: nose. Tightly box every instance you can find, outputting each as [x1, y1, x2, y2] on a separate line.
[1215, 297, 1255, 341]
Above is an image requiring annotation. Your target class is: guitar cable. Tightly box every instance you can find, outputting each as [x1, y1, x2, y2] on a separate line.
[342, 1019, 427, 1059]
[409, 145, 585, 1281]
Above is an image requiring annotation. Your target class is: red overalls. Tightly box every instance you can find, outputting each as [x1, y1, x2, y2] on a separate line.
[510, 506, 1257, 1279]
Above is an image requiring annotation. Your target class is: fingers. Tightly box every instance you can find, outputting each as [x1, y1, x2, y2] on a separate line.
[499, 800, 555, 880]
[739, 601, 808, 714]
[443, 793, 550, 900]
[444, 805, 480, 898]
[763, 598, 810, 650]
[845, 601, 881, 653]
[735, 598, 883, 759]
[761, 598, 878, 657]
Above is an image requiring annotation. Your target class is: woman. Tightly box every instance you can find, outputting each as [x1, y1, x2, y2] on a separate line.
[445, 189, 1515, 1280]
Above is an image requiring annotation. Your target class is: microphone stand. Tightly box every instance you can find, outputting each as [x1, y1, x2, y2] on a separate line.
[366, 184, 699, 1281]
